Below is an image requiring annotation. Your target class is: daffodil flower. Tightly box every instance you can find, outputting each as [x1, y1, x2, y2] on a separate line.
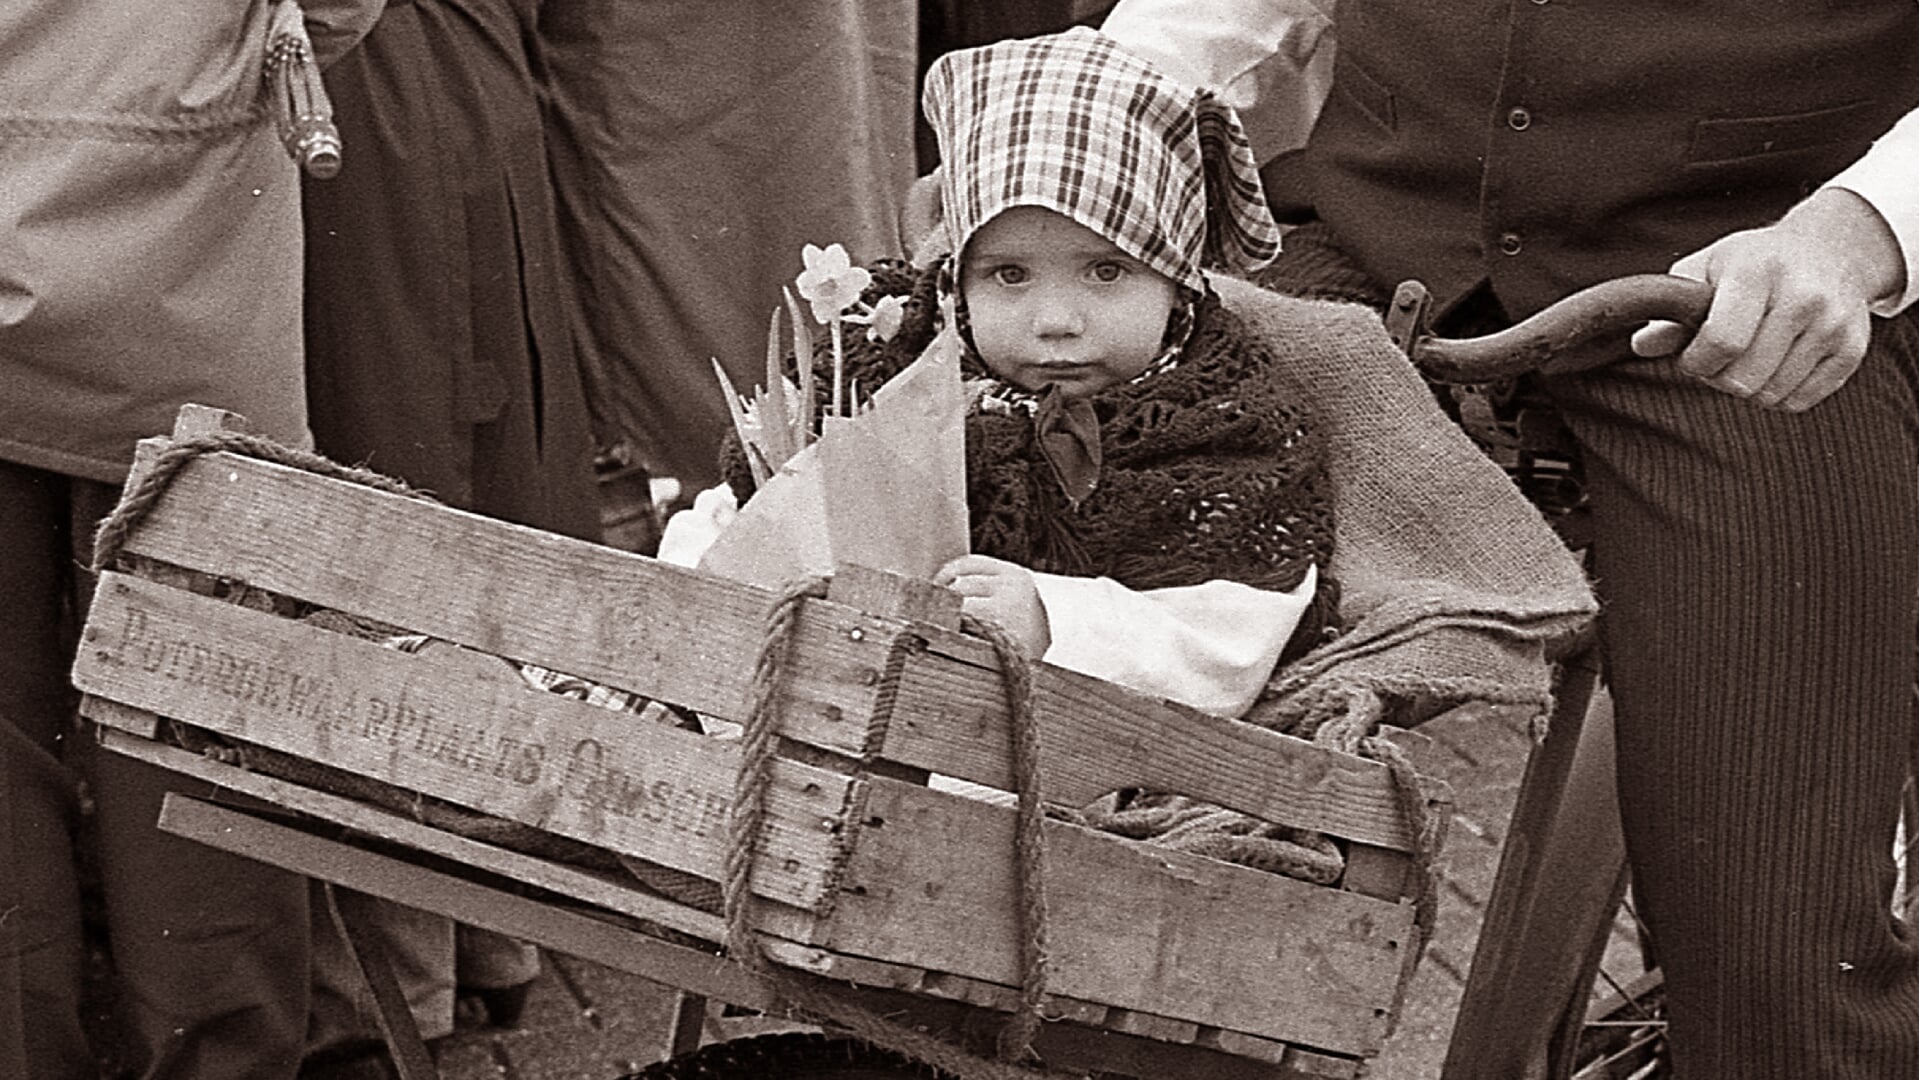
[841, 293, 908, 343]
[794, 243, 872, 324]
[863, 294, 907, 342]
[794, 242, 877, 418]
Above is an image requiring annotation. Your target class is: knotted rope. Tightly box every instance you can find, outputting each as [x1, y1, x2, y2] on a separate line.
[1357, 732, 1442, 952]
[724, 579, 1062, 1079]
[1317, 689, 1442, 951]
[959, 613, 1050, 1063]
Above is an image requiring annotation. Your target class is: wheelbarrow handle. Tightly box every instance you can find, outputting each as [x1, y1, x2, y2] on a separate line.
[1403, 274, 1715, 384]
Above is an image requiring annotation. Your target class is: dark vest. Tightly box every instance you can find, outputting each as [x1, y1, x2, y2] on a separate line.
[1304, 0, 1919, 319]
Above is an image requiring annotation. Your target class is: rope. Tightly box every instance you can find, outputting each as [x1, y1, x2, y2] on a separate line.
[1357, 732, 1442, 954]
[1082, 798, 1344, 885]
[722, 576, 830, 947]
[724, 582, 1064, 1080]
[862, 628, 927, 762]
[960, 614, 1050, 1064]
[91, 429, 431, 574]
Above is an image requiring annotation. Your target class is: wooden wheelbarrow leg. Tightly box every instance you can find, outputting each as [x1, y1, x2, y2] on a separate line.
[668, 992, 707, 1058]
[321, 883, 443, 1080]
[1441, 648, 1631, 1080]
[148, 790, 446, 1080]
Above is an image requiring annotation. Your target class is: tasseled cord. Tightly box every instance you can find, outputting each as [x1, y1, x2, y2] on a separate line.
[264, 0, 342, 179]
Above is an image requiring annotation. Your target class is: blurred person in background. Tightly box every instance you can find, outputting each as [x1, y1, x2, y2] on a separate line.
[0, 1, 379, 1077]
[297, 0, 601, 1071]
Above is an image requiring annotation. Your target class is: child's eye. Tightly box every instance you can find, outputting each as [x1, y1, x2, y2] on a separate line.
[1089, 261, 1129, 283]
[991, 265, 1030, 286]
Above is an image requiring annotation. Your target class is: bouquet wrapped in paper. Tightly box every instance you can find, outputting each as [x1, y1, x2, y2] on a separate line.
[698, 245, 969, 589]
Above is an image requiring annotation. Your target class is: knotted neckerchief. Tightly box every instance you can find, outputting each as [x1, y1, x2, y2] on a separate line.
[1034, 385, 1101, 507]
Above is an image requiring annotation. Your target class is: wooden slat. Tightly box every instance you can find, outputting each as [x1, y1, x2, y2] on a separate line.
[866, 650, 1448, 853]
[156, 794, 1297, 1080]
[1279, 1045, 1365, 1078]
[1194, 1026, 1288, 1065]
[83, 695, 161, 739]
[106, 449, 1435, 851]
[1341, 844, 1413, 901]
[154, 792, 780, 1008]
[94, 726, 730, 943]
[74, 572, 855, 911]
[760, 943, 1112, 1028]
[324, 884, 441, 1080]
[811, 777, 1414, 1057]
[1105, 1009, 1200, 1044]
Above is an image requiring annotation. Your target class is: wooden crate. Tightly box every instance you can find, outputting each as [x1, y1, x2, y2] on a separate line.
[73, 407, 1451, 1078]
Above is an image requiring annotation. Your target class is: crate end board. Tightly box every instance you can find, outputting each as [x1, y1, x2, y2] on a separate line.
[71, 570, 861, 912]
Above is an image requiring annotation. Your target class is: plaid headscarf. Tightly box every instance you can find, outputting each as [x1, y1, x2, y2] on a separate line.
[923, 26, 1282, 294]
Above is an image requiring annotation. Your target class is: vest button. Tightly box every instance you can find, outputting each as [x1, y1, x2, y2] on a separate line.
[1507, 106, 1532, 131]
[1498, 232, 1524, 256]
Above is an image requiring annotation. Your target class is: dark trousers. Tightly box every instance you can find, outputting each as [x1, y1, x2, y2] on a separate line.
[1262, 231, 1919, 1077]
[1547, 316, 1919, 1078]
[0, 459, 313, 1080]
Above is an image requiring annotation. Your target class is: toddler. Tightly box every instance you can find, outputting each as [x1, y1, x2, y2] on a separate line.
[702, 27, 1338, 719]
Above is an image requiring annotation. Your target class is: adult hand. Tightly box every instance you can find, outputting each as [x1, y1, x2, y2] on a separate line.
[1630, 187, 1905, 411]
[935, 554, 1052, 659]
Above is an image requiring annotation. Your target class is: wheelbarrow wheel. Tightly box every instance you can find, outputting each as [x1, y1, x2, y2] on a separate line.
[1569, 965, 1667, 1079]
[622, 1031, 948, 1079]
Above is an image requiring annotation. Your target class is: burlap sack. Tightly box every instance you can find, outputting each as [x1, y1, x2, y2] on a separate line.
[1211, 274, 1597, 744]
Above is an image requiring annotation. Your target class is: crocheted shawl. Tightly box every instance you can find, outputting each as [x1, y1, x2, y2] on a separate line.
[722, 260, 1340, 651]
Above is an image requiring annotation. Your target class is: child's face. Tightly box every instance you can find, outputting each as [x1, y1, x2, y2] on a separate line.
[960, 206, 1179, 399]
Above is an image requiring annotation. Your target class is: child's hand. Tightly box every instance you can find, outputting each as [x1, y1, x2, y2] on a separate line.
[935, 554, 1051, 659]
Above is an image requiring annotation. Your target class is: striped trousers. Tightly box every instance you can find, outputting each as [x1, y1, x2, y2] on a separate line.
[1264, 229, 1919, 1077]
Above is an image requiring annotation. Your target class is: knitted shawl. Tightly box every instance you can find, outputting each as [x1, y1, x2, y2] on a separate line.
[722, 259, 1340, 654]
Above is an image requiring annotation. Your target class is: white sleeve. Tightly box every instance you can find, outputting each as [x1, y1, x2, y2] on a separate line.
[1823, 105, 1919, 316]
[1101, 0, 1337, 163]
[1033, 565, 1316, 718]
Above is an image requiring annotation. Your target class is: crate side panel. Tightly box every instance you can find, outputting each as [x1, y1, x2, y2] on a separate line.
[73, 572, 851, 909]
[110, 453, 1430, 856]
[853, 654, 1425, 852]
[106, 453, 882, 745]
[816, 778, 1413, 1057]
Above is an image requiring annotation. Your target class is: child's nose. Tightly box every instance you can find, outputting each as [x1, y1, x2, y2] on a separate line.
[1031, 291, 1084, 337]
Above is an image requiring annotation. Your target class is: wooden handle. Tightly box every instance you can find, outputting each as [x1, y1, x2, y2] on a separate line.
[1410, 274, 1713, 383]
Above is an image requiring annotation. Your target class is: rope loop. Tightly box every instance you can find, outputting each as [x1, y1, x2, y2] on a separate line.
[723, 579, 1062, 1080]
[959, 613, 1050, 1065]
[723, 575, 831, 957]
[1356, 732, 1442, 951]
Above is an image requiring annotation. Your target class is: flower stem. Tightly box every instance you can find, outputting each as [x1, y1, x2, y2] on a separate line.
[830, 319, 846, 418]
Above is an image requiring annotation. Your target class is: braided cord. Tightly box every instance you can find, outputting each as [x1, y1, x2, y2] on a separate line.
[961, 614, 1050, 1063]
